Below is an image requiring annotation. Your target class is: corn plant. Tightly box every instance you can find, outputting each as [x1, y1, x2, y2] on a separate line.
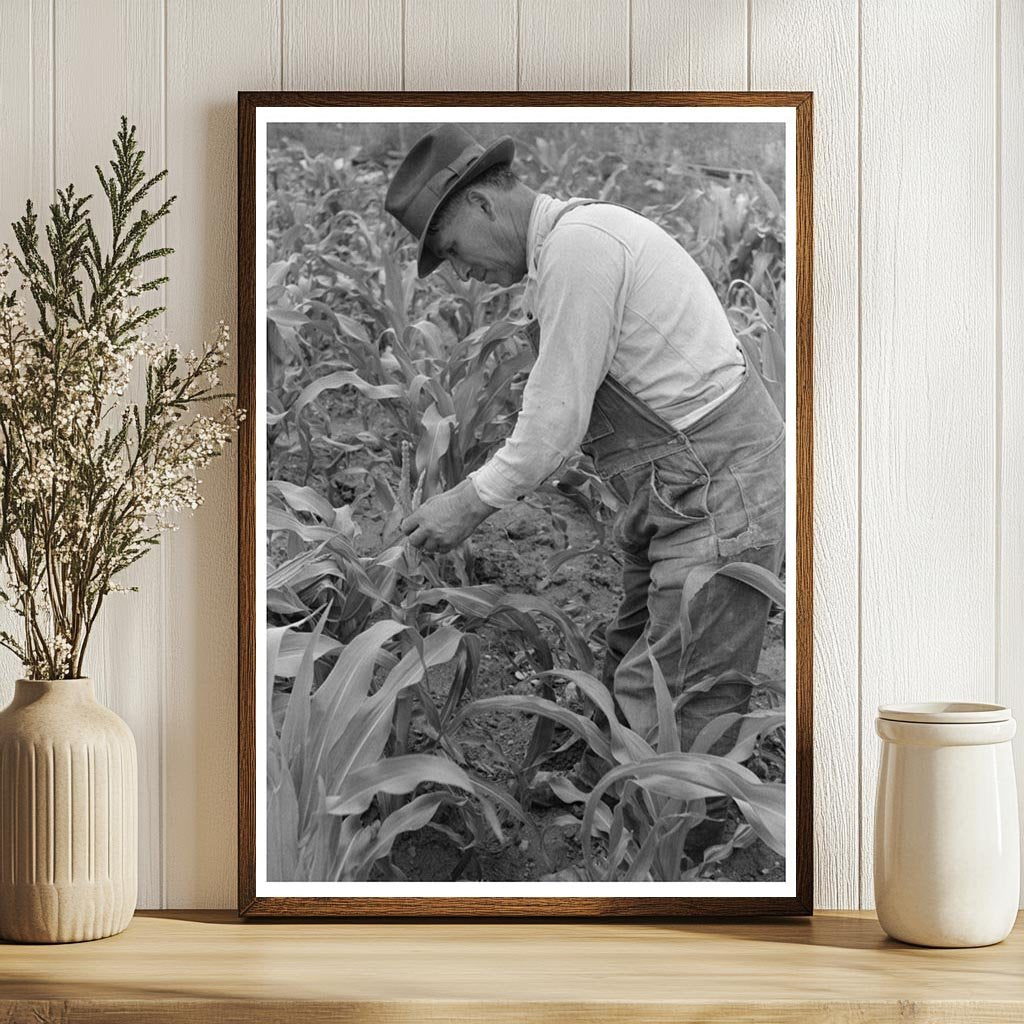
[728, 274, 785, 415]
[450, 560, 787, 880]
[285, 314, 532, 499]
[268, 605, 533, 882]
[268, 431, 600, 828]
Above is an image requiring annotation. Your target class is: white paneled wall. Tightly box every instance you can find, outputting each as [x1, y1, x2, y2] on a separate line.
[1005, 0, 1024, 896]
[0, 0, 1016, 910]
[860, 0, 999, 910]
[750, 0, 860, 912]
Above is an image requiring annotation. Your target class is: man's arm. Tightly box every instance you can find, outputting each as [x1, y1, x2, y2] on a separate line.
[402, 223, 628, 549]
[469, 223, 628, 505]
[400, 476, 496, 553]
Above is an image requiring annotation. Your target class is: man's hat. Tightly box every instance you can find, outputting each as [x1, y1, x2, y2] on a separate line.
[385, 124, 516, 277]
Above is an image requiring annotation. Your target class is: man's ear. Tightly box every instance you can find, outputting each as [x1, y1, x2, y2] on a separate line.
[466, 187, 496, 220]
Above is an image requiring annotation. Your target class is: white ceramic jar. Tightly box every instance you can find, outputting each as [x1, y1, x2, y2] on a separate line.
[874, 702, 1019, 947]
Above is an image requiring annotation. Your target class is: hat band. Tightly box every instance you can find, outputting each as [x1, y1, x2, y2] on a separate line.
[405, 147, 482, 234]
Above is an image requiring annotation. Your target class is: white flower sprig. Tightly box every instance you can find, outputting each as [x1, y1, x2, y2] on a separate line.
[0, 118, 244, 679]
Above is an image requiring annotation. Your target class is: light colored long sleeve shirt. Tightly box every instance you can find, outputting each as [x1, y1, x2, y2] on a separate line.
[468, 194, 747, 509]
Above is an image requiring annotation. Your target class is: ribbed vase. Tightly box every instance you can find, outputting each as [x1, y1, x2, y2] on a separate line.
[0, 677, 137, 943]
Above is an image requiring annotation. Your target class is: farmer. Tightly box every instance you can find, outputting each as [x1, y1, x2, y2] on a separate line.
[384, 124, 785, 807]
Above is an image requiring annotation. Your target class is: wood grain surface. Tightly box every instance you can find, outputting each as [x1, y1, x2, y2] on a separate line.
[1, 910, 1023, 1023]
[406, 0, 517, 91]
[283, 0, 402, 92]
[632, 0, 747, 91]
[519, 0, 629, 90]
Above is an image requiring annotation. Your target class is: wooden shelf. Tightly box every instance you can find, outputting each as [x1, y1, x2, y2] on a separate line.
[1, 909, 1022, 1022]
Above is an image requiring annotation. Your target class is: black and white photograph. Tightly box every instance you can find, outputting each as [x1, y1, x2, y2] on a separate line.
[243, 96, 811, 915]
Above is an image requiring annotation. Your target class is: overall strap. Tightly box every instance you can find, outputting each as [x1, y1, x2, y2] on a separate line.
[548, 197, 632, 231]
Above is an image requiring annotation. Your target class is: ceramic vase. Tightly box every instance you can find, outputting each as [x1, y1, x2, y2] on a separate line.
[0, 677, 137, 942]
[874, 701, 1019, 948]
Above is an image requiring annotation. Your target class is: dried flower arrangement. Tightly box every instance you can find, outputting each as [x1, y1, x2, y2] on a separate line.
[0, 117, 243, 679]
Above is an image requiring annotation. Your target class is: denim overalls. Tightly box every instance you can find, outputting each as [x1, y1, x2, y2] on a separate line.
[534, 199, 786, 750]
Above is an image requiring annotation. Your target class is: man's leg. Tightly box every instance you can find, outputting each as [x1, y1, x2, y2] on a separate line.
[611, 546, 782, 747]
[602, 549, 651, 691]
[673, 535, 785, 856]
[607, 525, 784, 857]
[609, 527, 721, 742]
[675, 536, 785, 753]
[551, 550, 651, 790]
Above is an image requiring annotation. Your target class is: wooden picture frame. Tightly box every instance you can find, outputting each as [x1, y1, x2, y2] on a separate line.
[238, 91, 813, 917]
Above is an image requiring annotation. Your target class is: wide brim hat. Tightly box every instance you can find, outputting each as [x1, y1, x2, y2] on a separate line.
[385, 124, 516, 277]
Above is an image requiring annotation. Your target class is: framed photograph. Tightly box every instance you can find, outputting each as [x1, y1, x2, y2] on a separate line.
[238, 91, 812, 917]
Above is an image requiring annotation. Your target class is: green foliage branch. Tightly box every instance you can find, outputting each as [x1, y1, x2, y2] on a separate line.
[0, 116, 244, 679]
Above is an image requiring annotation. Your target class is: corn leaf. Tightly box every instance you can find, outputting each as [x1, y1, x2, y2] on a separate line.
[717, 561, 786, 610]
[279, 602, 333, 782]
[352, 791, 452, 878]
[267, 507, 337, 543]
[543, 669, 653, 765]
[268, 307, 309, 328]
[582, 754, 786, 875]
[267, 755, 300, 880]
[292, 370, 405, 417]
[275, 631, 343, 678]
[326, 753, 478, 816]
[327, 626, 464, 780]
[690, 709, 786, 762]
[649, 644, 681, 755]
[415, 402, 455, 498]
[269, 479, 336, 522]
[452, 694, 613, 764]
[307, 619, 407, 769]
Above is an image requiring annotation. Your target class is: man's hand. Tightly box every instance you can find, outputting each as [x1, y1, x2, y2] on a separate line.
[401, 478, 497, 553]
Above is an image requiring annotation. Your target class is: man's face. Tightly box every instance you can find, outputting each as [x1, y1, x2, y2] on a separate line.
[428, 189, 527, 287]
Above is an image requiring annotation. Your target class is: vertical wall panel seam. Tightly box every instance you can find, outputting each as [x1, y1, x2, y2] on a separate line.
[50, 0, 54, 198]
[856, 0, 864, 910]
[29, 0, 34, 190]
[515, 0, 521, 90]
[746, 0, 752, 90]
[627, 0, 632, 91]
[159, 0, 169, 909]
[279, 0, 284, 91]
[401, 0, 406, 91]
[994, 0, 1003, 707]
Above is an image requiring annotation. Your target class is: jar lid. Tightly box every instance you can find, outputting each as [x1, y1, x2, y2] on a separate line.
[877, 701, 1011, 724]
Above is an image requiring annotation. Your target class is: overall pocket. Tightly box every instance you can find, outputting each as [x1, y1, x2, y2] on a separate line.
[582, 402, 615, 446]
[648, 449, 712, 524]
[728, 427, 785, 527]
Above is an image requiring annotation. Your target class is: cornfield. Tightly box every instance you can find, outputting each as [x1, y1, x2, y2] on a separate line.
[265, 121, 788, 884]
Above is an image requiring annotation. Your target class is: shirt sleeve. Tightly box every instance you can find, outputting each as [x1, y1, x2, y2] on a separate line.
[469, 223, 629, 509]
